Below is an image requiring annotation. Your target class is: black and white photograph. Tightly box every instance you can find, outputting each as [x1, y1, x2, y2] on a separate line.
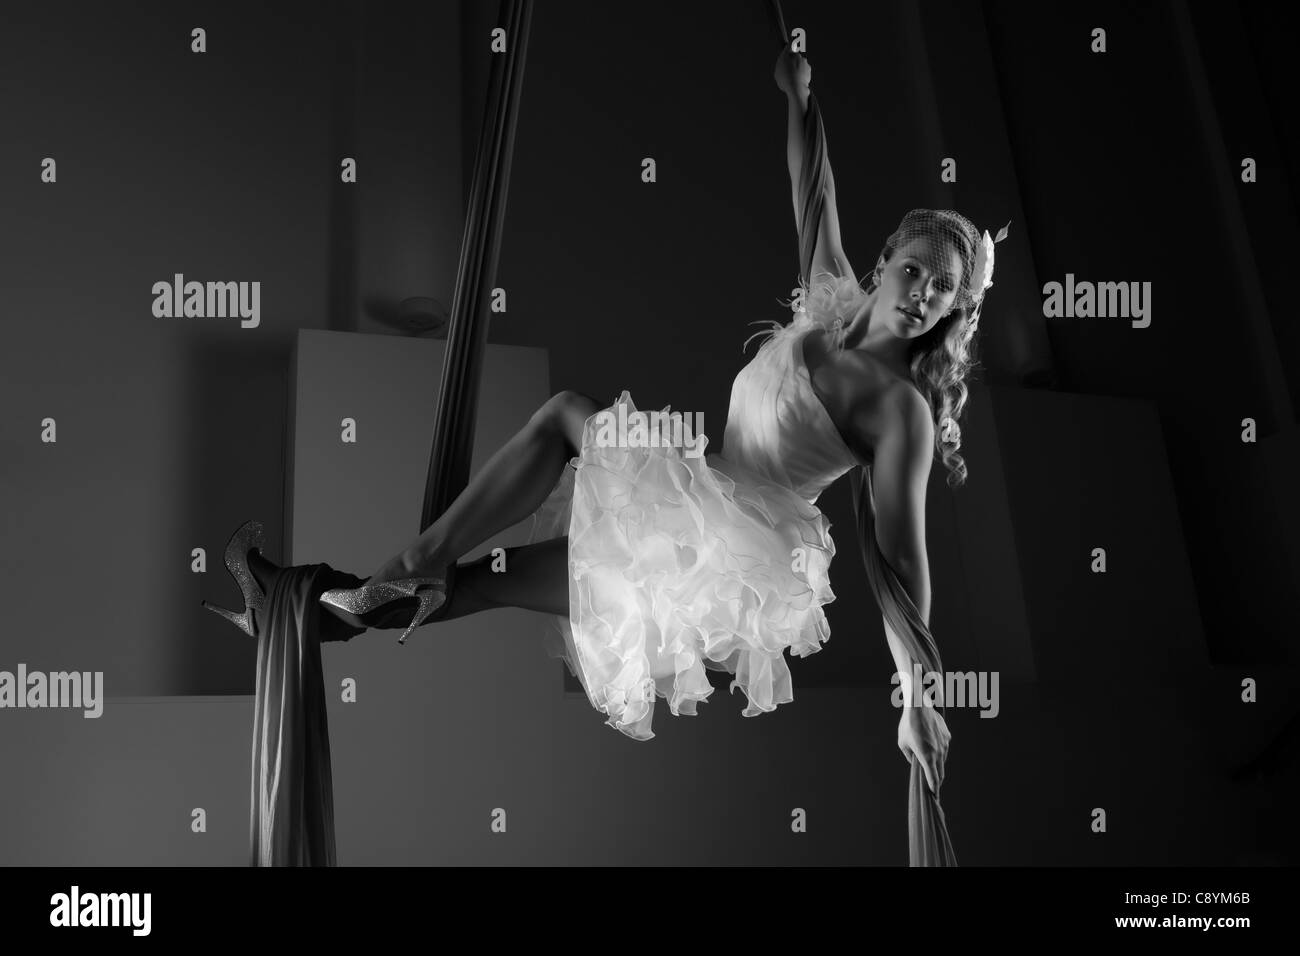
[0, 0, 1296, 934]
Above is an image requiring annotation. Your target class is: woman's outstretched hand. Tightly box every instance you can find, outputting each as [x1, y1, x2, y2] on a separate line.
[774, 48, 811, 99]
[898, 705, 951, 795]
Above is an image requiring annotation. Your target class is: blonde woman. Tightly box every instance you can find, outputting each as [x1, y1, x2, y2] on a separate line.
[214, 51, 1005, 805]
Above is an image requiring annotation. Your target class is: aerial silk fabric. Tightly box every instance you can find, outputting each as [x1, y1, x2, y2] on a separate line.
[248, 563, 364, 867]
[792, 76, 958, 866]
[243, 0, 533, 867]
[852, 467, 958, 866]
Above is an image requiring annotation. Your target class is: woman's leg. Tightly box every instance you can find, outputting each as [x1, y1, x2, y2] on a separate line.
[370, 391, 601, 585]
[416, 537, 571, 626]
[244, 538, 568, 635]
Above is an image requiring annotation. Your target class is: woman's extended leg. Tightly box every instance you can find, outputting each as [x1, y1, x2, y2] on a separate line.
[370, 390, 602, 585]
[415, 537, 571, 626]
[243, 539, 568, 639]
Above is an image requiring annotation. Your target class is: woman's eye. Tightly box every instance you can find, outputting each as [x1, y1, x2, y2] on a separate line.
[905, 263, 952, 292]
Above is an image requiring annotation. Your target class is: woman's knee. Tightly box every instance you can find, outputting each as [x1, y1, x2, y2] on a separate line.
[535, 390, 602, 456]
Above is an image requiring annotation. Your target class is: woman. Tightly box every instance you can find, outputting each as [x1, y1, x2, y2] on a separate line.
[215, 50, 1001, 798]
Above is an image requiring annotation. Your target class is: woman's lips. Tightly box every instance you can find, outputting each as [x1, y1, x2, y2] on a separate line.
[898, 307, 922, 322]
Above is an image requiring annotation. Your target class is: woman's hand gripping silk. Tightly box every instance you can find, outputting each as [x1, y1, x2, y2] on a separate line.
[898, 703, 951, 795]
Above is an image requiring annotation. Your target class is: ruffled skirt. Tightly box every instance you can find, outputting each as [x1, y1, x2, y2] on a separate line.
[526, 390, 837, 740]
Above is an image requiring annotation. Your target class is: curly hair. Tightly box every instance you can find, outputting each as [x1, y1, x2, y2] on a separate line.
[864, 210, 985, 489]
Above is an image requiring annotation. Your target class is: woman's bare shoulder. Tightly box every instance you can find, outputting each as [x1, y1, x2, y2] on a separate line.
[845, 356, 932, 456]
[840, 350, 915, 410]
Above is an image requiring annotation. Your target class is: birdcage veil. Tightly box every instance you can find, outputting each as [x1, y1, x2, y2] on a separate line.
[867, 209, 1010, 330]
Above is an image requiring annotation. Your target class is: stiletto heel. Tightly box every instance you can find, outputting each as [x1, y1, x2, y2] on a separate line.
[319, 562, 457, 644]
[201, 600, 257, 637]
[201, 520, 268, 638]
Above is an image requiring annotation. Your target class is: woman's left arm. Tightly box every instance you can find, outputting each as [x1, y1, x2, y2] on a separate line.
[867, 384, 934, 627]
[863, 387, 950, 792]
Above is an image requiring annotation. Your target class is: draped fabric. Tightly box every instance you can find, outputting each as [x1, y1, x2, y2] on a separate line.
[851, 468, 959, 866]
[421, 0, 532, 531]
[240, 0, 532, 866]
[777, 14, 959, 864]
[248, 564, 365, 867]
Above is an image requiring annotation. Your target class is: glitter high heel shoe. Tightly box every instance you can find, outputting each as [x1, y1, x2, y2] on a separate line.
[318, 563, 456, 645]
[201, 520, 268, 637]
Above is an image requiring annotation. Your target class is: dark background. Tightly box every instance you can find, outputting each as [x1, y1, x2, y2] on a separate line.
[0, 0, 1296, 864]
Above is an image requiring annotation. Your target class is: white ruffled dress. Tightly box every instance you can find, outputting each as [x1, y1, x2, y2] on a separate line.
[526, 273, 867, 740]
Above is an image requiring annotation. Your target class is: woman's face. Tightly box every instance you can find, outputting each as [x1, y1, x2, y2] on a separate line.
[873, 237, 964, 337]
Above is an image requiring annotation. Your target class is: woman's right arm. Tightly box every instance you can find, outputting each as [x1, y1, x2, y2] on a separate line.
[779, 51, 854, 283]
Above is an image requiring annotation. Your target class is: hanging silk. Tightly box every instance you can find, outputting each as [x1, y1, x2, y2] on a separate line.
[235, 0, 534, 866]
[248, 564, 365, 866]
[776, 12, 959, 865]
